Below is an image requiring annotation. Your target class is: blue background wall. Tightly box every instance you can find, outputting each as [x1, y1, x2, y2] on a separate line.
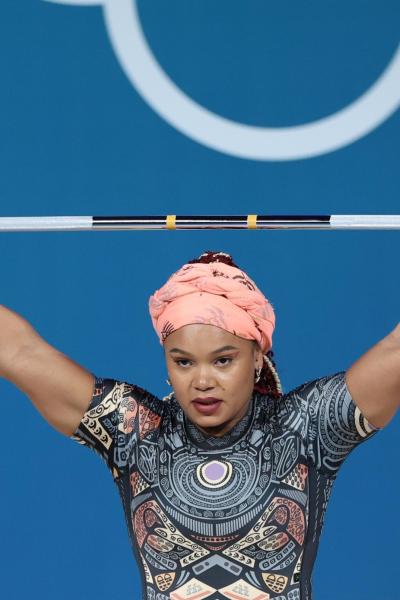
[0, 1, 399, 599]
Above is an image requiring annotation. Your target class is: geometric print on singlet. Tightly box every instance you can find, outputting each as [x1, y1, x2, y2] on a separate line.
[70, 371, 381, 600]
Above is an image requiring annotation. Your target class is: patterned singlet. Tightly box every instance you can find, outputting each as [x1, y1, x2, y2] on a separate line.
[71, 371, 380, 600]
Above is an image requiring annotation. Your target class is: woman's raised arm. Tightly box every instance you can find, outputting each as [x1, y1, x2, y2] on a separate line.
[0, 304, 94, 436]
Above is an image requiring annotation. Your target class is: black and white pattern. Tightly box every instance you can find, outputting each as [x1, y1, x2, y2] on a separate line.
[71, 371, 380, 600]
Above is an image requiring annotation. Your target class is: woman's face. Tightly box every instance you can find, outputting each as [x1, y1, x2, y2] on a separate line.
[163, 323, 263, 437]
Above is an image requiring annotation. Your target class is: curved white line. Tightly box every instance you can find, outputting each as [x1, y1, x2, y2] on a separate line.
[44, 0, 400, 160]
[102, 0, 400, 160]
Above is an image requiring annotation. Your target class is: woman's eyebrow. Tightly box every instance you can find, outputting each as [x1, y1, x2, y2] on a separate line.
[169, 345, 239, 356]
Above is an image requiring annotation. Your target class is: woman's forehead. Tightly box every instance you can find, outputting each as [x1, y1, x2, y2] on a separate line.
[163, 324, 254, 351]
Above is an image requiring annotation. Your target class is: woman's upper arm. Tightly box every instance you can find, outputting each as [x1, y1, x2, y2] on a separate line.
[303, 371, 381, 476]
[5, 334, 95, 437]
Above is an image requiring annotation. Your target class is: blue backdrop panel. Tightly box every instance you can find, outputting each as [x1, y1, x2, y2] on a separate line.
[0, 1, 399, 599]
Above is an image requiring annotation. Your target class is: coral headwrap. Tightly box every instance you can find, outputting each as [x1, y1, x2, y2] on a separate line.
[148, 260, 276, 353]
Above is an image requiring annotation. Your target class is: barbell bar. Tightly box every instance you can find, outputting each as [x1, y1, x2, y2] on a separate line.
[0, 214, 400, 231]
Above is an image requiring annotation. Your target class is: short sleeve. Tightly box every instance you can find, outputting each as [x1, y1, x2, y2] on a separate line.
[292, 370, 382, 477]
[70, 375, 163, 480]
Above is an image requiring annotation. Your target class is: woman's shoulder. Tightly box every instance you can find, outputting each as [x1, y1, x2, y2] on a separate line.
[260, 370, 347, 432]
[279, 370, 346, 405]
[93, 375, 169, 416]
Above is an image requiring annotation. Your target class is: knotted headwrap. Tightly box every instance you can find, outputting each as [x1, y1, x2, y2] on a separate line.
[148, 259, 276, 353]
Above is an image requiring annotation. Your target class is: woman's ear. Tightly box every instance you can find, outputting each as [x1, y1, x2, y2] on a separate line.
[253, 341, 263, 370]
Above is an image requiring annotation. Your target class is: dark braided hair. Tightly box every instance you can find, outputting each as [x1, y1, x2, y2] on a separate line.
[187, 250, 283, 399]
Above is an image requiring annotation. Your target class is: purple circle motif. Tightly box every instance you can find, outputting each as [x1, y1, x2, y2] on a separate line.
[204, 462, 225, 481]
[197, 460, 233, 488]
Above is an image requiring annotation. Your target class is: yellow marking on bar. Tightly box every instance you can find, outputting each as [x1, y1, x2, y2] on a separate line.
[166, 215, 176, 230]
[247, 214, 258, 229]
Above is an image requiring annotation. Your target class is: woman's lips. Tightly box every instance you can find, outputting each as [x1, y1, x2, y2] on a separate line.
[192, 399, 222, 415]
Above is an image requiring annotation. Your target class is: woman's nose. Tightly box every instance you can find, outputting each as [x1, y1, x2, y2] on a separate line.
[193, 368, 215, 388]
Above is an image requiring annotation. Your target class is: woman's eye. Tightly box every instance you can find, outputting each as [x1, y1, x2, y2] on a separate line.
[175, 357, 232, 367]
[216, 357, 232, 366]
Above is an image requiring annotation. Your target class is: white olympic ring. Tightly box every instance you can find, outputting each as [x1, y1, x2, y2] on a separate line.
[45, 0, 400, 161]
